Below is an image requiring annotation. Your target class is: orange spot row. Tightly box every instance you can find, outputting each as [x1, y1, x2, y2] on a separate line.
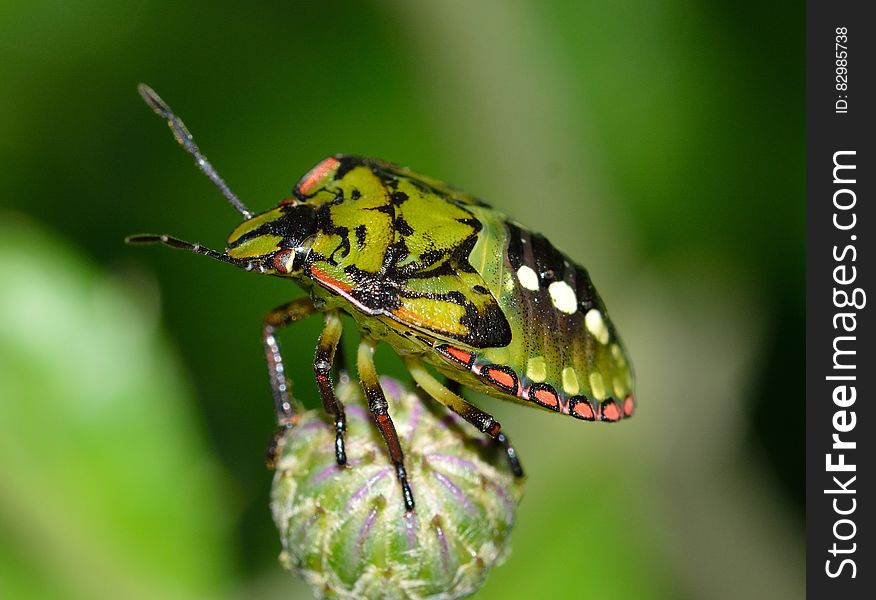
[569, 395, 634, 423]
[570, 397, 595, 421]
[528, 384, 560, 411]
[480, 365, 518, 394]
[600, 399, 622, 422]
[436, 344, 474, 367]
[623, 395, 636, 418]
[429, 344, 636, 424]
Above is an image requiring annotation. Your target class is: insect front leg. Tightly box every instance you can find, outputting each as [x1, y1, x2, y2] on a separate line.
[263, 298, 317, 468]
[404, 357, 524, 477]
[314, 311, 348, 465]
[357, 338, 415, 512]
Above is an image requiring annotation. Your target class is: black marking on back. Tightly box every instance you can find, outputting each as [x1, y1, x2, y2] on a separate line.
[315, 203, 352, 265]
[342, 265, 402, 310]
[365, 204, 395, 217]
[394, 215, 414, 236]
[452, 233, 480, 274]
[333, 155, 362, 180]
[573, 265, 598, 313]
[504, 220, 599, 312]
[303, 155, 513, 348]
[457, 297, 512, 347]
[354, 224, 367, 249]
[506, 229, 522, 270]
[227, 203, 318, 253]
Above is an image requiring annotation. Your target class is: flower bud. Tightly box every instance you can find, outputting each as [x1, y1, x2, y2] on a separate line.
[271, 375, 525, 599]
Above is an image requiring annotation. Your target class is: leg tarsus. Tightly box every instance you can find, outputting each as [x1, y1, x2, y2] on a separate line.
[359, 339, 415, 512]
[495, 431, 524, 477]
[394, 463, 415, 512]
[265, 422, 295, 469]
[333, 418, 347, 465]
[406, 357, 525, 477]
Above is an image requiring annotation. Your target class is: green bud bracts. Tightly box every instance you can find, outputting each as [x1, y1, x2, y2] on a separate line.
[271, 376, 525, 600]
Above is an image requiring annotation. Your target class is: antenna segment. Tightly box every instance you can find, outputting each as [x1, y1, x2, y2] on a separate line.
[138, 84, 253, 219]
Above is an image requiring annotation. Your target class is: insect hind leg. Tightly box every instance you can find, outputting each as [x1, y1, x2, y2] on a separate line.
[445, 377, 463, 396]
[404, 357, 524, 477]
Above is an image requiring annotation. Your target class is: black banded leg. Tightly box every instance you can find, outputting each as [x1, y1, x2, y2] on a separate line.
[263, 298, 317, 468]
[404, 357, 524, 477]
[314, 311, 347, 465]
[357, 339, 415, 512]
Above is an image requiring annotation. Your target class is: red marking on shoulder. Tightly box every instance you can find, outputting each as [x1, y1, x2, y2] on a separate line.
[527, 383, 560, 412]
[600, 399, 622, 422]
[569, 396, 595, 421]
[480, 365, 518, 394]
[279, 197, 303, 207]
[436, 344, 475, 368]
[623, 395, 635, 418]
[297, 157, 340, 195]
[308, 265, 352, 294]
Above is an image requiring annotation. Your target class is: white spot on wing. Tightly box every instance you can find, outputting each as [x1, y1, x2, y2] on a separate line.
[585, 309, 609, 344]
[562, 367, 579, 395]
[526, 357, 547, 382]
[516, 265, 539, 291]
[589, 372, 606, 400]
[613, 376, 626, 398]
[548, 281, 577, 314]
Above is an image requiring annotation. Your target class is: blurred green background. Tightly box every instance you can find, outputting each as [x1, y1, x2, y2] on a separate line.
[0, 1, 803, 598]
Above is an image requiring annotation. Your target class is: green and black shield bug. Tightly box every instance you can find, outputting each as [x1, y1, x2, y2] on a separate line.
[128, 85, 635, 512]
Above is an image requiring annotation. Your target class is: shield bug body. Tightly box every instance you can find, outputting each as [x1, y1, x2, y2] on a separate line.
[129, 86, 635, 512]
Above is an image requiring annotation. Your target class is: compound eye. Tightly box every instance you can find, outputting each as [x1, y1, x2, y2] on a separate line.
[272, 249, 295, 274]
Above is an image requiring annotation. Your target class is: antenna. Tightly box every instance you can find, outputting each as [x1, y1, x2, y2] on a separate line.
[125, 234, 266, 272]
[138, 84, 253, 220]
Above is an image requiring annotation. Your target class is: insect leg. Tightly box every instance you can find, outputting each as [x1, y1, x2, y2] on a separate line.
[263, 297, 318, 468]
[357, 339, 415, 512]
[404, 357, 524, 477]
[333, 332, 349, 376]
[314, 311, 348, 465]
